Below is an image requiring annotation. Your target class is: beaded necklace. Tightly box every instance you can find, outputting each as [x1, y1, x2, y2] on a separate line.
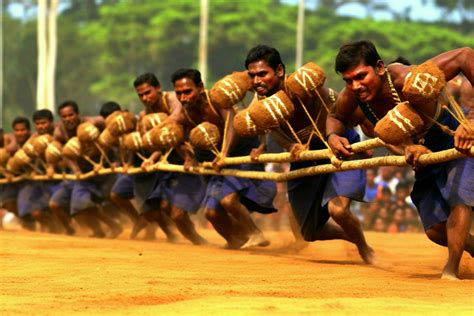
[365, 70, 401, 122]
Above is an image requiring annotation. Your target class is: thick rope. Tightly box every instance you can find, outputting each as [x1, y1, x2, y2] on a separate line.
[2, 139, 471, 184]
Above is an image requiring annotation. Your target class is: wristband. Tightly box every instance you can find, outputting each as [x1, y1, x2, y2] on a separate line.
[325, 132, 338, 141]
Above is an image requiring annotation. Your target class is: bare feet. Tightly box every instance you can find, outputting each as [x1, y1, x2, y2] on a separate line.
[130, 218, 148, 239]
[109, 224, 123, 238]
[441, 269, 460, 281]
[441, 262, 461, 280]
[90, 230, 106, 238]
[241, 232, 270, 249]
[65, 226, 76, 236]
[358, 245, 376, 265]
[192, 236, 208, 246]
[144, 230, 156, 240]
[226, 236, 248, 250]
[166, 233, 179, 243]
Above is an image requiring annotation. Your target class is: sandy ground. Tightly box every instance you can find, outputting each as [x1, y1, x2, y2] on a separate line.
[1, 225, 473, 315]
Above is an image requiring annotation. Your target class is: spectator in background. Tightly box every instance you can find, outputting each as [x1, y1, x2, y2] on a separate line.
[391, 181, 412, 212]
[405, 207, 423, 233]
[387, 208, 406, 233]
[372, 218, 387, 232]
[364, 168, 378, 202]
[378, 186, 393, 207]
[374, 166, 399, 196]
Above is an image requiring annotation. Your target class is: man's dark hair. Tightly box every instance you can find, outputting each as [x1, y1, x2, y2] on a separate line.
[58, 100, 79, 114]
[12, 116, 31, 130]
[396, 180, 411, 191]
[381, 186, 392, 196]
[335, 40, 382, 74]
[171, 68, 203, 86]
[134, 73, 160, 88]
[390, 56, 411, 66]
[32, 109, 53, 122]
[245, 44, 285, 72]
[100, 101, 122, 118]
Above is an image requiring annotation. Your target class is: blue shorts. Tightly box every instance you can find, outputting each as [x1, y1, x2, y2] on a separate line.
[410, 108, 473, 230]
[323, 168, 366, 206]
[288, 128, 365, 241]
[111, 174, 134, 199]
[18, 181, 60, 218]
[162, 173, 207, 213]
[411, 157, 474, 230]
[0, 182, 22, 206]
[204, 163, 277, 214]
[134, 171, 164, 213]
[50, 178, 105, 215]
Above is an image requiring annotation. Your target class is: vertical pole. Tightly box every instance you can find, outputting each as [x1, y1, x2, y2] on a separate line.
[296, 0, 305, 69]
[37, 0, 47, 109]
[199, 0, 209, 85]
[47, 0, 58, 114]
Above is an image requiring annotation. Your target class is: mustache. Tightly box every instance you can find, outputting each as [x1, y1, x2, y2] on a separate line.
[64, 120, 78, 129]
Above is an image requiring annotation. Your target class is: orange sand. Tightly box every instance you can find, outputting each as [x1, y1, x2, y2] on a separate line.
[1, 228, 473, 315]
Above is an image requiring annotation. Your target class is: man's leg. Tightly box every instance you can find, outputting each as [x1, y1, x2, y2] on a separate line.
[328, 196, 375, 264]
[442, 204, 472, 280]
[74, 207, 106, 238]
[205, 208, 247, 249]
[110, 192, 142, 223]
[142, 200, 178, 242]
[95, 203, 123, 238]
[424, 220, 474, 257]
[170, 206, 207, 245]
[220, 192, 269, 248]
[31, 209, 60, 233]
[49, 182, 75, 235]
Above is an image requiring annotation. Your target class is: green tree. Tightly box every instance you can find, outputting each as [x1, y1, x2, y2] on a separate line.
[305, 18, 474, 91]
[2, 15, 37, 129]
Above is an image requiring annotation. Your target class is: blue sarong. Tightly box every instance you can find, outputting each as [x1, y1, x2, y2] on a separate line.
[410, 109, 474, 229]
[50, 176, 108, 215]
[18, 181, 60, 218]
[288, 129, 366, 241]
[161, 173, 207, 213]
[203, 136, 277, 214]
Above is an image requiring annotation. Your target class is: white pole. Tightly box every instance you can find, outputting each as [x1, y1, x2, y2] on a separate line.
[199, 0, 209, 85]
[296, 0, 305, 69]
[37, 0, 48, 109]
[47, 0, 58, 114]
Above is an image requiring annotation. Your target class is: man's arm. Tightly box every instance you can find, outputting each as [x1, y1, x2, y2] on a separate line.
[85, 116, 105, 130]
[141, 151, 161, 170]
[4, 133, 17, 155]
[428, 48, 474, 154]
[326, 88, 359, 158]
[53, 124, 68, 144]
[217, 107, 235, 158]
[429, 47, 474, 84]
[459, 76, 473, 120]
[165, 91, 184, 122]
[269, 130, 307, 158]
